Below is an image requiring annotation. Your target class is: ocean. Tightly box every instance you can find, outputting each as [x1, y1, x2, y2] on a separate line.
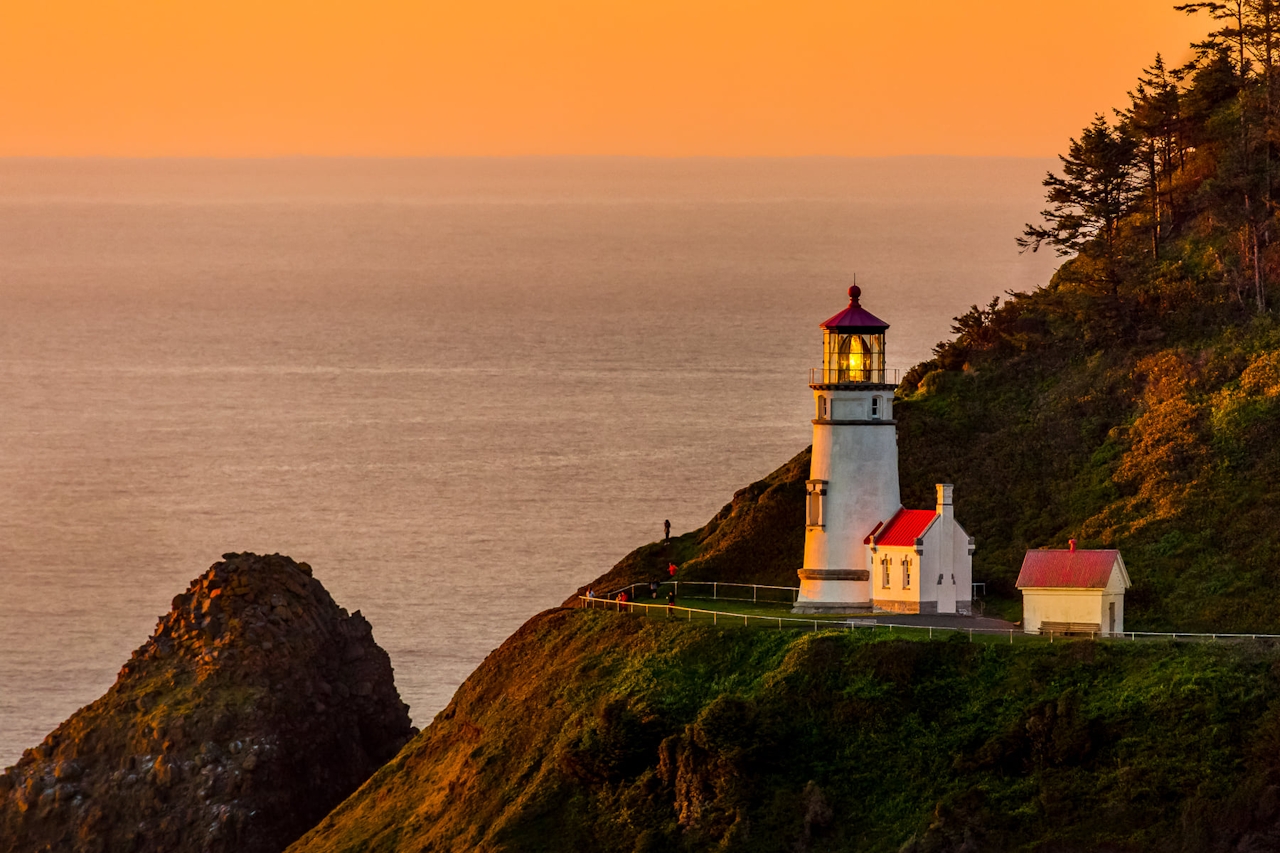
[0, 157, 1058, 766]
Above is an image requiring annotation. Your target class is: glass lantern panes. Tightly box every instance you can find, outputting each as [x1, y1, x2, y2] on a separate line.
[823, 330, 885, 384]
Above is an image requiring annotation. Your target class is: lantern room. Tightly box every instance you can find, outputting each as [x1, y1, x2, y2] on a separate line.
[815, 285, 890, 386]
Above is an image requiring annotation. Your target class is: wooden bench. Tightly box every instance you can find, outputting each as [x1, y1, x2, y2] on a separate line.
[1039, 621, 1102, 637]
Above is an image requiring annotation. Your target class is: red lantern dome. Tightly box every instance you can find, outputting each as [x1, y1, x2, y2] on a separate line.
[813, 285, 890, 386]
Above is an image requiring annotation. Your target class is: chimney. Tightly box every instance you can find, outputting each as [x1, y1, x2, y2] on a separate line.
[1069, 539, 1077, 552]
[936, 484, 954, 522]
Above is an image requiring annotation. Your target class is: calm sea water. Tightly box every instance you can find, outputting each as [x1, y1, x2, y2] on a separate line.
[0, 158, 1057, 766]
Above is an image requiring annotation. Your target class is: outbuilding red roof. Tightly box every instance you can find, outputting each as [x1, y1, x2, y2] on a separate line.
[869, 508, 937, 547]
[822, 285, 890, 333]
[1016, 550, 1121, 589]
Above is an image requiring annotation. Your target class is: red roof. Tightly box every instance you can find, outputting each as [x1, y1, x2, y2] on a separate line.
[822, 285, 890, 332]
[1016, 550, 1121, 589]
[870, 508, 937, 547]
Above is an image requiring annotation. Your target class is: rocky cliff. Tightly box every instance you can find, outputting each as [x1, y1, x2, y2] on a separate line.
[0, 552, 414, 853]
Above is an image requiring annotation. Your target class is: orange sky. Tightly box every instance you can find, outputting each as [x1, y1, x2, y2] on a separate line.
[0, 0, 1209, 157]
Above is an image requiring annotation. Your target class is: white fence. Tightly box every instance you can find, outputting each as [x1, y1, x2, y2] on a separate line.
[581, 596, 1029, 641]
[578, 596, 1280, 644]
[598, 579, 799, 604]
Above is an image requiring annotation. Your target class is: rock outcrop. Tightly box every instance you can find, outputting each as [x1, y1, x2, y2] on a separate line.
[0, 552, 414, 853]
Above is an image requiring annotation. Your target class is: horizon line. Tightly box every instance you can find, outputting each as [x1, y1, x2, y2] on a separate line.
[0, 153, 1059, 162]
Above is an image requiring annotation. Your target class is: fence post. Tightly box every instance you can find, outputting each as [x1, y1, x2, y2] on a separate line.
[1009, 629, 1013, 644]
[929, 627, 933, 640]
[714, 612, 717, 625]
[778, 617, 782, 630]
[714, 582, 718, 600]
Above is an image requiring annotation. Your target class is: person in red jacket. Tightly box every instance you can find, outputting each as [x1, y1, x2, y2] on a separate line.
[668, 562, 678, 578]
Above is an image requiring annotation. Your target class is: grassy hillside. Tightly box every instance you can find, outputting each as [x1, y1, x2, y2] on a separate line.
[292, 609, 1280, 853]
[895, 295, 1280, 631]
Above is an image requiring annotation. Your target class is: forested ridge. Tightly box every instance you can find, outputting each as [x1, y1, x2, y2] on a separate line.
[1017, 0, 1280, 314]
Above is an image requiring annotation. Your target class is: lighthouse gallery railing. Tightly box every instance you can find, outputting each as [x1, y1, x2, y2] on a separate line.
[809, 367, 900, 386]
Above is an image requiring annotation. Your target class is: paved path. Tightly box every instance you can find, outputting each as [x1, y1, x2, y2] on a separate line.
[850, 613, 1017, 631]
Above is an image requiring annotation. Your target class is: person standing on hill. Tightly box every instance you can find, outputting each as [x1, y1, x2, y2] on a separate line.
[664, 519, 671, 541]
[668, 562, 677, 578]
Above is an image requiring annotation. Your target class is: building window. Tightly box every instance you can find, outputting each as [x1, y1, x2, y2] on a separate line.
[805, 480, 827, 528]
[871, 396, 881, 419]
[902, 556, 911, 588]
[881, 556, 890, 588]
[817, 395, 828, 420]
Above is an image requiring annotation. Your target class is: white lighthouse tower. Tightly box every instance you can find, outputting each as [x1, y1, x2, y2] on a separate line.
[793, 285, 977, 615]
[794, 285, 900, 613]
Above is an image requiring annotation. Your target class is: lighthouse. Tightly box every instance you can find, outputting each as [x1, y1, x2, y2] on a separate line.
[793, 285, 899, 613]
[793, 285, 975, 615]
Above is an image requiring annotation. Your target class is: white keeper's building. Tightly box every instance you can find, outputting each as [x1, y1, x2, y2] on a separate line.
[793, 285, 974, 615]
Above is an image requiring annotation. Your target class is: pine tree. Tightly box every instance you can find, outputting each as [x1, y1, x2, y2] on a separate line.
[1125, 55, 1184, 256]
[1018, 116, 1143, 278]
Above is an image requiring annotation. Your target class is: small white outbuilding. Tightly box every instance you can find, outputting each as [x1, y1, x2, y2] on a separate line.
[1016, 543, 1131, 637]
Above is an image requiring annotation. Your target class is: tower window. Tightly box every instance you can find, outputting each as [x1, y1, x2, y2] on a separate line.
[871, 397, 881, 419]
[902, 557, 911, 588]
[805, 480, 827, 528]
[817, 395, 828, 420]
